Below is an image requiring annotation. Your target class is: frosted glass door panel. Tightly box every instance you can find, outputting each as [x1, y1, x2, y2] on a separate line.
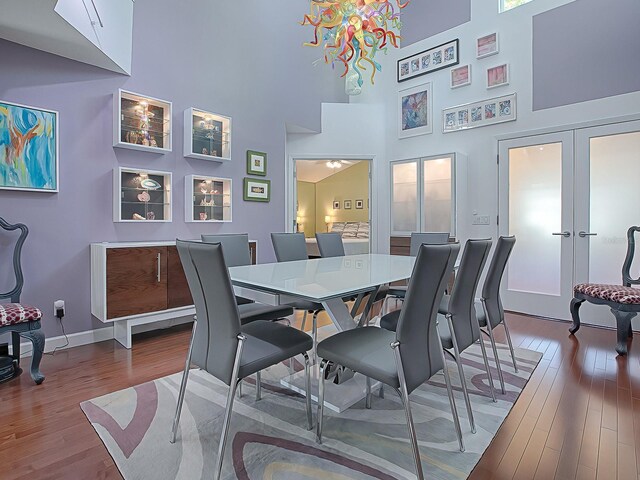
[508, 143, 563, 295]
[588, 132, 640, 284]
[392, 161, 418, 233]
[423, 157, 453, 234]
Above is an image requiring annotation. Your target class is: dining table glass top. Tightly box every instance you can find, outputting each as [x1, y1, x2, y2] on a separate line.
[228, 254, 416, 302]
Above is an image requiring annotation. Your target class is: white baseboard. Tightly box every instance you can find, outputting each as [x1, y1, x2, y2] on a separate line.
[9, 325, 114, 357]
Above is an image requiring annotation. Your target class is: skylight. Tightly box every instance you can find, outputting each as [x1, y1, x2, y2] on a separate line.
[500, 0, 533, 12]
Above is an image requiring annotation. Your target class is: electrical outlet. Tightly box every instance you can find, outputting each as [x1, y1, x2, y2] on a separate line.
[472, 215, 490, 226]
[54, 299, 65, 318]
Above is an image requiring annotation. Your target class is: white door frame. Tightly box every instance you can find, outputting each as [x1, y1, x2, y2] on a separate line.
[286, 154, 377, 253]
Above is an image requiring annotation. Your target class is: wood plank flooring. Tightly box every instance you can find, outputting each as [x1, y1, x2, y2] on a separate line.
[0, 312, 637, 479]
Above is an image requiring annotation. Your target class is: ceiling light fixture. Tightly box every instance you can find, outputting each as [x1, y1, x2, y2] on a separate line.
[302, 0, 409, 93]
[326, 160, 343, 169]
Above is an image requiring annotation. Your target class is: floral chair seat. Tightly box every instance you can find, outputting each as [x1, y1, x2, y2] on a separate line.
[0, 303, 43, 327]
[574, 283, 640, 305]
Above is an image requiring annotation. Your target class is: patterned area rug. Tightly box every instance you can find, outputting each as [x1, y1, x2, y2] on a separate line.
[81, 336, 542, 480]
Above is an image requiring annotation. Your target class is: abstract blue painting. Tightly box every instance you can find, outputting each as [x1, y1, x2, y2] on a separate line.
[0, 101, 58, 192]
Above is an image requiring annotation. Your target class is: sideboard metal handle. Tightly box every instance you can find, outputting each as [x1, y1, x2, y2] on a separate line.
[157, 253, 161, 282]
[552, 231, 571, 238]
[578, 231, 598, 238]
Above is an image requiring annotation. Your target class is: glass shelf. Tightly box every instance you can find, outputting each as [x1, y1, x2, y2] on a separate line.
[184, 108, 231, 161]
[185, 175, 232, 222]
[114, 167, 172, 223]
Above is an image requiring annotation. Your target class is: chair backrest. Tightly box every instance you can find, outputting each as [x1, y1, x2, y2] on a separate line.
[448, 239, 492, 351]
[409, 232, 449, 256]
[623, 226, 640, 287]
[201, 234, 251, 267]
[315, 232, 345, 258]
[0, 217, 28, 303]
[176, 240, 242, 386]
[271, 233, 308, 262]
[481, 236, 516, 329]
[395, 242, 460, 394]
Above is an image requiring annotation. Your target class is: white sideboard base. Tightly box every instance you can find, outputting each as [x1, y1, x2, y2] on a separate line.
[113, 306, 195, 349]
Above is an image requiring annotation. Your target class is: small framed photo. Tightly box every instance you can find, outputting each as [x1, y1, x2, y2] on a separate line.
[450, 65, 471, 88]
[397, 39, 459, 82]
[476, 33, 499, 59]
[243, 177, 270, 202]
[355, 199, 364, 209]
[333, 201, 340, 209]
[246, 150, 267, 176]
[344, 200, 352, 209]
[487, 64, 509, 89]
[443, 93, 517, 133]
[398, 82, 433, 139]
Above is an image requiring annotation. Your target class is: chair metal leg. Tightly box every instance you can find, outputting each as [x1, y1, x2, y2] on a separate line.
[502, 316, 519, 373]
[237, 380, 243, 398]
[301, 310, 308, 332]
[255, 371, 262, 401]
[303, 353, 313, 430]
[379, 383, 385, 399]
[391, 341, 425, 480]
[213, 335, 246, 480]
[170, 321, 197, 443]
[481, 304, 505, 396]
[446, 314, 476, 434]
[437, 334, 464, 452]
[316, 359, 329, 444]
[312, 311, 319, 363]
[365, 376, 372, 409]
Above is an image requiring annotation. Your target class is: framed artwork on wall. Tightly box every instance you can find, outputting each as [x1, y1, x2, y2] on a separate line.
[243, 177, 270, 202]
[476, 33, 499, 59]
[344, 200, 352, 209]
[333, 201, 340, 209]
[398, 82, 433, 139]
[487, 64, 510, 89]
[246, 150, 267, 176]
[450, 65, 471, 88]
[397, 39, 459, 82]
[355, 199, 364, 209]
[0, 100, 59, 192]
[443, 93, 517, 133]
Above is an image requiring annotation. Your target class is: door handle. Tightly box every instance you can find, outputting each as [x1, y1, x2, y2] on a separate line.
[578, 231, 597, 238]
[157, 253, 161, 282]
[552, 231, 571, 238]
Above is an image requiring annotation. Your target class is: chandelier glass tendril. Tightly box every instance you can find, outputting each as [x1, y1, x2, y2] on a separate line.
[302, 0, 409, 91]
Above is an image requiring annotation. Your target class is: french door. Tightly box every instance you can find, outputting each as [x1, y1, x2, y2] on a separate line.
[499, 120, 640, 326]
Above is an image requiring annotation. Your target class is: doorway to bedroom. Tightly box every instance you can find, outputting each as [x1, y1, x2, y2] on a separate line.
[293, 158, 371, 258]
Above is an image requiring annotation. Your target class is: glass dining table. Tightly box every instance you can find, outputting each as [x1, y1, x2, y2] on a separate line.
[229, 253, 416, 412]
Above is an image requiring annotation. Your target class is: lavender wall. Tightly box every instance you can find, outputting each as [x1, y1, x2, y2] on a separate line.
[533, 0, 640, 110]
[400, 0, 470, 47]
[0, 0, 346, 337]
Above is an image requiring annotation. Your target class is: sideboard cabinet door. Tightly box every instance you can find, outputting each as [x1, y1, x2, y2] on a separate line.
[107, 247, 168, 319]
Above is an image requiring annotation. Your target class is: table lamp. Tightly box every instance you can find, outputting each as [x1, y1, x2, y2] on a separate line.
[324, 215, 331, 232]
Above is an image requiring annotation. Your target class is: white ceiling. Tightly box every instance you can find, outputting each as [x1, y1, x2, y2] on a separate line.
[296, 159, 364, 183]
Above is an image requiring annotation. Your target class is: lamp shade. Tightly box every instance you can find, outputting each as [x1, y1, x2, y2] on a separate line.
[324, 215, 331, 224]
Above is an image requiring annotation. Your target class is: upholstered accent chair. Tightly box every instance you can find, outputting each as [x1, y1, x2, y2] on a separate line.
[0, 217, 45, 384]
[570, 226, 640, 355]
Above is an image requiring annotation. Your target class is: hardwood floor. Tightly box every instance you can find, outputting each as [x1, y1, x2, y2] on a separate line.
[0, 312, 637, 479]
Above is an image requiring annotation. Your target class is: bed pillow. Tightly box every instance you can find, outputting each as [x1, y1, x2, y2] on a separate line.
[331, 222, 346, 233]
[342, 222, 359, 238]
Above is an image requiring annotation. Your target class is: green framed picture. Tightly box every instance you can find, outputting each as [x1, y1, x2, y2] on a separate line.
[243, 177, 270, 202]
[246, 150, 267, 176]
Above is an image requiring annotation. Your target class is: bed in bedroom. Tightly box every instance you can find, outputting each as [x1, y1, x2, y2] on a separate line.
[305, 222, 370, 257]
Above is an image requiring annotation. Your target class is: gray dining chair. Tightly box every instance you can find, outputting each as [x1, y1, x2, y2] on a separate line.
[315, 232, 345, 258]
[202, 234, 294, 323]
[203, 234, 295, 398]
[271, 233, 325, 357]
[435, 239, 496, 432]
[476, 236, 517, 394]
[385, 232, 451, 308]
[316, 243, 464, 480]
[172, 240, 314, 480]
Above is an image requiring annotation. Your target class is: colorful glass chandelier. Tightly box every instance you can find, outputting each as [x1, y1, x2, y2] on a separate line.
[302, 0, 409, 89]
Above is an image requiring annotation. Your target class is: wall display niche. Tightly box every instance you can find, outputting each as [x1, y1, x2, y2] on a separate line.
[0, 100, 58, 192]
[185, 175, 232, 222]
[113, 167, 172, 222]
[114, 90, 172, 153]
[397, 39, 459, 82]
[443, 93, 517, 133]
[184, 108, 231, 161]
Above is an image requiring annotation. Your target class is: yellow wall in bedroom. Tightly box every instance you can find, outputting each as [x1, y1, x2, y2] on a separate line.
[296, 180, 317, 237]
[315, 161, 369, 232]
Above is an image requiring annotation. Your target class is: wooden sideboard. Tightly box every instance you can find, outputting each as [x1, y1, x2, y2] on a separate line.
[91, 240, 256, 348]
